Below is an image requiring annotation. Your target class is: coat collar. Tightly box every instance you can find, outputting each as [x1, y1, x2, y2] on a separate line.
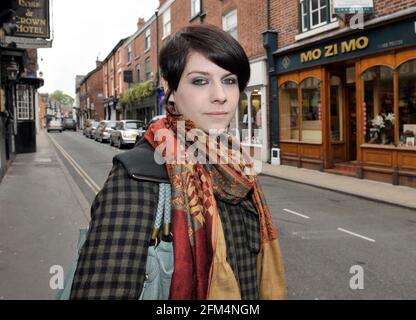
[113, 138, 169, 183]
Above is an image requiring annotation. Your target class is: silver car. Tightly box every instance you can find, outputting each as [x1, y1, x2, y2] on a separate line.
[110, 120, 145, 149]
[95, 120, 117, 143]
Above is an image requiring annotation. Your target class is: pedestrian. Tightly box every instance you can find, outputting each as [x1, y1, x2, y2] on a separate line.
[69, 25, 286, 300]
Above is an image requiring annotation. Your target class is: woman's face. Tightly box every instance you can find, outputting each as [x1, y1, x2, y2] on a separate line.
[170, 51, 240, 133]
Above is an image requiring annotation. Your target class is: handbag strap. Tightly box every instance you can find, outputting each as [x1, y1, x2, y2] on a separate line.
[151, 183, 172, 241]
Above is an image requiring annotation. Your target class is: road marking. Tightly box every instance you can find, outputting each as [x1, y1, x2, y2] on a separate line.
[337, 228, 375, 243]
[283, 208, 311, 219]
[48, 134, 101, 194]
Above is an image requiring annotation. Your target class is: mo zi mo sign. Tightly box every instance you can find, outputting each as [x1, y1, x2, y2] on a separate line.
[300, 36, 369, 63]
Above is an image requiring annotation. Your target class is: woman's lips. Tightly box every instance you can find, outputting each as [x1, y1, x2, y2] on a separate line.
[205, 112, 228, 117]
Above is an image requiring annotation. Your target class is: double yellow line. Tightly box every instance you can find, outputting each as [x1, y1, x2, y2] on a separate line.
[48, 134, 101, 195]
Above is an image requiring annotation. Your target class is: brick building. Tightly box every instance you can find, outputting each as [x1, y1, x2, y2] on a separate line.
[267, 0, 416, 187]
[37, 93, 48, 129]
[79, 59, 105, 125]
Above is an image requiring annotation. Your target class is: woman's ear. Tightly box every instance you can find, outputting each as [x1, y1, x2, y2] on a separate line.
[161, 78, 175, 103]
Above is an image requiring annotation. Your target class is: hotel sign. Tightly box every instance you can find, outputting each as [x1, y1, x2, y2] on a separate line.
[12, 0, 50, 39]
[333, 0, 374, 14]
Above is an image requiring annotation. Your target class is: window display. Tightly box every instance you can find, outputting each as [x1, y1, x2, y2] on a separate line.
[398, 59, 416, 147]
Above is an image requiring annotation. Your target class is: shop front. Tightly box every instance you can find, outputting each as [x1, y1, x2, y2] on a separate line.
[274, 13, 416, 187]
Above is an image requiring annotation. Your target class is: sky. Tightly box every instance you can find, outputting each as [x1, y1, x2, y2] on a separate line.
[38, 0, 159, 98]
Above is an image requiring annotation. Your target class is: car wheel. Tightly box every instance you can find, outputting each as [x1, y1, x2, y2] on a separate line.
[60, 130, 62, 133]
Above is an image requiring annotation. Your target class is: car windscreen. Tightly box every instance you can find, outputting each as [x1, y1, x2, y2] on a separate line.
[125, 122, 143, 129]
[106, 122, 116, 128]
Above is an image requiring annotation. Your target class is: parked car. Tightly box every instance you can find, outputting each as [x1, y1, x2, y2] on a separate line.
[110, 120, 145, 149]
[84, 121, 99, 139]
[95, 120, 117, 143]
[47, 120, 63, 133]
[63, 118, 77, 131]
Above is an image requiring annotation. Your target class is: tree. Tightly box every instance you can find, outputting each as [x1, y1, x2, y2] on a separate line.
[50, 90, 74, 107]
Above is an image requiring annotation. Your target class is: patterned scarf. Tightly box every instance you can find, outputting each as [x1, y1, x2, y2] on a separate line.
[144, 115, 286, 300]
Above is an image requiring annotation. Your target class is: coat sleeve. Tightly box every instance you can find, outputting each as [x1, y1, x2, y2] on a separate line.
[69, 162, 159, 300]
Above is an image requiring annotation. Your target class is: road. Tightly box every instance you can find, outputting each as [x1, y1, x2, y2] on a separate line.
[50, 130, 416, 300]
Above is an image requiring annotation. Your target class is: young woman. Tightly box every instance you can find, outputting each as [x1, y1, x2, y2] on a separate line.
[69, 25, 286, 300]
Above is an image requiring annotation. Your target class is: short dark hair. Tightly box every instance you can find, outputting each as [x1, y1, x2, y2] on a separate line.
[159, 25, 250, 113]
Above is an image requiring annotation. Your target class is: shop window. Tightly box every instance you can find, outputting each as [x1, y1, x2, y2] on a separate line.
[239, 92, 249, 143]
[280, 81, 299, 141]
[301, 77, 322, 143]
[299, 0, 336, 32]
[362, 66, 394, 145]
[330, 76, 343, 142]
[250, 90, 262, 144]
[398, 59, 416, 147]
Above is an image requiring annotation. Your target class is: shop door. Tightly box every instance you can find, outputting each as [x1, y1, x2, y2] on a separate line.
[346, 85, 357, 161]
[329, 73, 347, 163]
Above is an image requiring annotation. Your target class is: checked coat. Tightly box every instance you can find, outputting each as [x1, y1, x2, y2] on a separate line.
[69, 140, 261, 300]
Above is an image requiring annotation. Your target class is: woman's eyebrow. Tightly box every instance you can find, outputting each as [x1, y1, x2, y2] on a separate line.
[186, 71, 235, 78]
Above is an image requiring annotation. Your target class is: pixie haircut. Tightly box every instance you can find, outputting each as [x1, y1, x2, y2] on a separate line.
[159, 25, 251, 113]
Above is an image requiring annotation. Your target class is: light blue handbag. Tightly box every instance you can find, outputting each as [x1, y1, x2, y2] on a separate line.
[139, 183, 174, 300]
[56, 228, 88, 300]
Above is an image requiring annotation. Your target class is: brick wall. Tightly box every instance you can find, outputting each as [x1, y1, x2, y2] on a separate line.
[270, 0, 416, 50]
[80, 65, 104, 121]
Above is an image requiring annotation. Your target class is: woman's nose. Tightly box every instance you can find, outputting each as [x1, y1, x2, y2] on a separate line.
[210, 82, 227, 104]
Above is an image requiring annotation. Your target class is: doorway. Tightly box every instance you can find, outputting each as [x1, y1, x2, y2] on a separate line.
[346, 85, 357, 161]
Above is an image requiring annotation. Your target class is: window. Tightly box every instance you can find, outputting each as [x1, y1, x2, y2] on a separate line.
[145, 58, 151, 80]
[111, 78, 115, 96]
[163, 8, 171, 38]
[223, 10, 237, 40]
[250, 91, 263, 144]
[299, 0, 335, 32]
[145, 28, 151, 51]
[301, 77, 322, 143]
[136, 64, 141, 83]
[398, 59, 416, 147]
[127, 45, 132, 63]
[239, 93, 248, 143]
[119, 72, 123, 94]
[363, 66, 394, 145]
[191, 0, 201, 17]
[118, 49, 121, 65]
[280, 82, 299, 141]
[16, 84, 33, 120]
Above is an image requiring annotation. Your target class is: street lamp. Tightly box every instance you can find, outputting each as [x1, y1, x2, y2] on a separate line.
[6, 57, 19, 81]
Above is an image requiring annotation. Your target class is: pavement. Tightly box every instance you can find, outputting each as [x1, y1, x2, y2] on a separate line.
[0, 130, 89, 299]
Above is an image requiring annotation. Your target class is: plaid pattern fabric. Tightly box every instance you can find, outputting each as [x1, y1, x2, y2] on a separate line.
[70, 162, 159, 300]
[69, 160, 260, 300]
[217, 197, 260, 300]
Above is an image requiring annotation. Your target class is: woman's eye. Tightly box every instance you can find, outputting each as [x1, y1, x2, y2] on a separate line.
[192, 78, 208, 86]
[223, 78, 237, 85]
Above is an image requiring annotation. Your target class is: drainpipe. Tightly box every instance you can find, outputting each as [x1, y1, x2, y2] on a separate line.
[262, 29, 279, 154]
